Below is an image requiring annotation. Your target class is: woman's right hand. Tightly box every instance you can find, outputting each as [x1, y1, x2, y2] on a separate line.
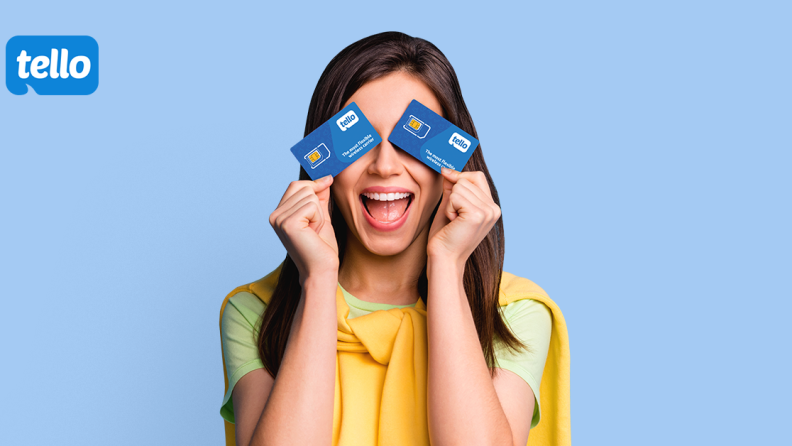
[269, 175, 339, 281]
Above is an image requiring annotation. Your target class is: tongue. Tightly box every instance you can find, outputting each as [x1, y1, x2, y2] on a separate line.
[367, 197, 409, 222]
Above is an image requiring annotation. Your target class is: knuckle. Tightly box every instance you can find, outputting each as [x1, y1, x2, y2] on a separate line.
[282, 214, 299, 231]
[302, 185, 318, 197]
[483, 208, 493, 221]
[287, 181, 311, 195]
[274, 213, 286, 228]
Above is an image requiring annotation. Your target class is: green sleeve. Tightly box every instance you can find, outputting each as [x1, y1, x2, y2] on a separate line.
[490, 298, 553, 429]
[220, 291, 267, 424]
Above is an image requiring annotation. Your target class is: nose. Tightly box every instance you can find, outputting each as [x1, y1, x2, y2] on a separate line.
[366, 140, 404, 178]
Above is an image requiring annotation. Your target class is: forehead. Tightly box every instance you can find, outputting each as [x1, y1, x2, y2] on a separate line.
[343, 71, 445, 132]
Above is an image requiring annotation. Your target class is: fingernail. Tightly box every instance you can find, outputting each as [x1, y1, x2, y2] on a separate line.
[321, 175, 332, 182]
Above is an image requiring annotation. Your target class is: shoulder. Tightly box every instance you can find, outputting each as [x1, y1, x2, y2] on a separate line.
[499, 271, 550, 301]
[500, 297, 551, 323]
[226, 292, 267, 322]
[220, 292, 267, 342]
[499, 271, 563, 318]
[220, 264, 282, 312]
[219, 264, 282, 330]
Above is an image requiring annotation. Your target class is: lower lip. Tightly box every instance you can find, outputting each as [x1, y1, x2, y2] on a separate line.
[360, 195, 412, 232]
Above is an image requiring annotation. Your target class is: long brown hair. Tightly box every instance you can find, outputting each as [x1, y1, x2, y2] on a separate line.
[256, 31, 528, 378]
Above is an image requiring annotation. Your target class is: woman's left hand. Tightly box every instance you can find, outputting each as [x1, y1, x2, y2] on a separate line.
[427, 167, 501, 267]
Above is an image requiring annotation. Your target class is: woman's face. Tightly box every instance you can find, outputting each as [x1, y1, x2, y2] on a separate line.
[332, 71, 444, 257]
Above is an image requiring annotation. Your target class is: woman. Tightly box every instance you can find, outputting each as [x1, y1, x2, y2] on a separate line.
[219, 32, 569, 446]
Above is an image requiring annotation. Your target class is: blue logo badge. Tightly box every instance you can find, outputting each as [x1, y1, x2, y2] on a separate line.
[6, 36, 99, 95]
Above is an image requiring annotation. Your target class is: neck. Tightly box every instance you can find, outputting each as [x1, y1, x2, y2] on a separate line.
[338, 228, 428, 306]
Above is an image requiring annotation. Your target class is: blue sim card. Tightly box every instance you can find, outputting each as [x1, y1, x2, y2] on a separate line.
[290, 102, 382, 180]
[388, 100, 479, 173]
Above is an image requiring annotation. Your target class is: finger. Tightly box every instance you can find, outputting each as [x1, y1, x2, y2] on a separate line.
[273, 176, 333, 222]
[454, 177, 492, 205]
[277, 176, 333, 208]
[445, 185, 480, 223]
[452, 180, 501, 223]
[270, 185, 319, 226]
[440, 167, 461, 184]
[275, 194, 325, 233]
[441, 168, 491, 197]
[277, 185, 319, 213]
[446, 179, 485, 214]
[437, 175, 455, 222]
[314, 180, 333, 219]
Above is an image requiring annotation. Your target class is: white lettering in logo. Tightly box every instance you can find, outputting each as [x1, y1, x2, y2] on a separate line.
[449, 132, 471, 152]
[17, 49, 91, 80]
[336, 111, 358, 131]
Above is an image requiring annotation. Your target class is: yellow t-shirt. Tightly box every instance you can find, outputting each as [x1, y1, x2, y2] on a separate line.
[220, 283, 552, 428]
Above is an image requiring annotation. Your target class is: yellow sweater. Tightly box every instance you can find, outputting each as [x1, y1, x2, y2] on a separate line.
[218, 266, 570, 446]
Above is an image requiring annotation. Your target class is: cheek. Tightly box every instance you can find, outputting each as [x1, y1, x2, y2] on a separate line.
[332, 169, 356, 200]
[403, 158, 440, 190]
[407, 167, 443, 213]
[331, 186, 353, 216]
[331, 168, 366, 219]
[422, 171, 444, 202]
[432, 176, 444, 199]
[329, 184, 350, 217]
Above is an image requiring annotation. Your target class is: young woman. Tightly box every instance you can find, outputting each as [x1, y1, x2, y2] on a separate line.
[219, 32, 569, 446]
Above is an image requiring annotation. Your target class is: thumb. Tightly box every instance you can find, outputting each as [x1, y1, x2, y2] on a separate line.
[435, 175, 457, 223]
[440, 167, 461, 183]
[314, 175, 333, 218]
[441, 176, 459, 222]
[314, 175, 333, 201]
[312, 175, 333, 193]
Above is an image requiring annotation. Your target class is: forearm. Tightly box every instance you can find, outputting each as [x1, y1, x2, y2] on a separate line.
[426, 259, 513, 446]
[250, 273, 338, 446]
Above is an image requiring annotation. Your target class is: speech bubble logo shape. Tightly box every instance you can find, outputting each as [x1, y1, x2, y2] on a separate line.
[449, 132, 471, 152]
[6, 36, 99, 95]
[336, 110, 358, 131]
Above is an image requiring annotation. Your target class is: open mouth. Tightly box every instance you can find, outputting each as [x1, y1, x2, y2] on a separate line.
[360, 192, 414, 224]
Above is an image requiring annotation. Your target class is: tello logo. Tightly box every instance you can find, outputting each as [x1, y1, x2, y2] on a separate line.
[449, 132, 471, 152]
[6, 36, 99, 95]
[336, 110, 358, 131]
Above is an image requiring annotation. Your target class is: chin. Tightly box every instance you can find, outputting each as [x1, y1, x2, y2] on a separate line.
[358, 237, 416, 257]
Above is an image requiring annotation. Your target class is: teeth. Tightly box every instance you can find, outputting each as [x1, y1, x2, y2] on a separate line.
[362, 192, 412, 201]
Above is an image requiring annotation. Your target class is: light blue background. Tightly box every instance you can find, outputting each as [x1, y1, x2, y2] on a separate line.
[1, 1, 789, 445]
